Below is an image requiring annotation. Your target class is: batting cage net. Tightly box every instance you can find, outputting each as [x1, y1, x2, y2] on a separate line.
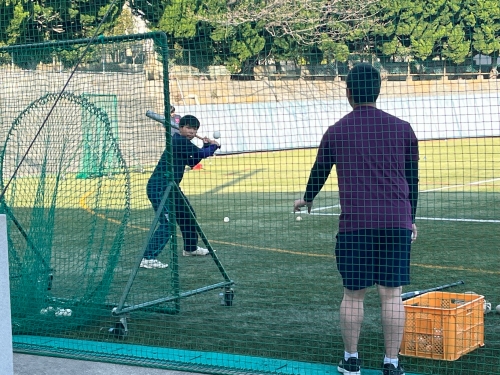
[0, 1, 499, 375]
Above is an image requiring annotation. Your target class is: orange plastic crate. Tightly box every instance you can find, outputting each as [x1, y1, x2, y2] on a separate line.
[400, 292, 484, 361]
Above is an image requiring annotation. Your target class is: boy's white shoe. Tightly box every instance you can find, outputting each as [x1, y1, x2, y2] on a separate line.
[183, 247, 210, 256]
[140, 258, 168, 269]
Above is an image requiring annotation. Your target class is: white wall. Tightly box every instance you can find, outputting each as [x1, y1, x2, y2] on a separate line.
[178, 93, 500, 154]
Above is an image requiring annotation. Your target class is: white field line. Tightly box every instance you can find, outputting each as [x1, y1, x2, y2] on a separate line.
[304, 177, 499, 223]
[291, 204, 340, 214]
[308, 212, 500, 223]
[310, 204, 340, 212]
[420, 177, 500, 193]
[416, 217, 500, 223]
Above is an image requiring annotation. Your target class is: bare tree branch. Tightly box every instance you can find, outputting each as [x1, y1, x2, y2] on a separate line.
[198, 0, 382, 44]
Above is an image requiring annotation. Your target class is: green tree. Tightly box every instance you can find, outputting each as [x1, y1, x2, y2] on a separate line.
[442, 26, 470, 64]
[131, 0, 216, 70]
[0, 0, 125, 69]
[372, 0, 453, 61]
[319, 35, 349, 63]
[108, 3, 135, 36]
[131, 0, 379, 74]
[373, 0, 500, 67]
[467, 0, 500, 68]
[210, 22, 266, 74]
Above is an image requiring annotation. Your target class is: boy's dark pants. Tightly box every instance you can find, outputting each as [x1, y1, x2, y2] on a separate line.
[143, 190, 198, 259]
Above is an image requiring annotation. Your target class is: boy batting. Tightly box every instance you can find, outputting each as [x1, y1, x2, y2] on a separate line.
[141, 115, 220, 269]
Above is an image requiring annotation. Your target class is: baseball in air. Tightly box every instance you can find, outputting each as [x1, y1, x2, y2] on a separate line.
[213, 131, 221, 139]
[224, 217, 230, 223]
[496, 304, 500, 314]
[296, 216, 302, 221]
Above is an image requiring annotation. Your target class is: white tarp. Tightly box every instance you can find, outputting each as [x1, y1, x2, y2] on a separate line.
[178, 93, 500, 154]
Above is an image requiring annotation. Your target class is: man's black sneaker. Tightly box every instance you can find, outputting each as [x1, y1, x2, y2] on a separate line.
[337, 357, 361, 375]
[383, 363, 405, 375]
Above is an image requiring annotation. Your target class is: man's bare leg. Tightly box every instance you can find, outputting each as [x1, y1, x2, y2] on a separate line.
[377, 285, 405, 358]
[340, 287, 367, 353]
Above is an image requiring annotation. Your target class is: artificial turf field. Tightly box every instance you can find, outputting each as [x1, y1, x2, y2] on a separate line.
[8, 136, 500, 375]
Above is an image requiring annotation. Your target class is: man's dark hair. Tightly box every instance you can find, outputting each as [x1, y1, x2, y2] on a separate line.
[179, 115, 200, 129]
[346, 63, 381, 104]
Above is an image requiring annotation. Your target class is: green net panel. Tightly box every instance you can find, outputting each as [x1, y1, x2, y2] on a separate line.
[0, 91, 130, 333]
[77, 93, 120, 179]
[0, 2, 499, 375]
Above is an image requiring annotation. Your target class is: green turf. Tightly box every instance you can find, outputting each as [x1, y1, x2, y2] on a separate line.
[9, 137, 500, 375]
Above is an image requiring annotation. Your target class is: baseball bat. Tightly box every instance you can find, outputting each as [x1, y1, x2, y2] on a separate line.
[146, 110, 205, 141]
[401, 280, 465, 301]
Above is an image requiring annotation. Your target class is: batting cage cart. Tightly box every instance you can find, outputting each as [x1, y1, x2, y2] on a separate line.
[0, 32, 234, 340]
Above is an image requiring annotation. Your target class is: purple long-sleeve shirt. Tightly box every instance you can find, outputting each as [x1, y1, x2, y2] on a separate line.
[304, 106, 419, 233]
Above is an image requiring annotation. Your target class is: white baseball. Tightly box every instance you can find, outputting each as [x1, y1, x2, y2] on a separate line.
[55, 308, 72, 317]
[496, 304, 500, 313]
[213, 131, 221, 139]
[55, 308, 64, 317]
[296, 216, 302, 221]
[224, 217, 230, 222]
[484, 302, 492, 314]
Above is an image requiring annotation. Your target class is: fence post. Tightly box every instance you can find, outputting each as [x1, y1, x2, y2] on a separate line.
[0, 214, 13, 375]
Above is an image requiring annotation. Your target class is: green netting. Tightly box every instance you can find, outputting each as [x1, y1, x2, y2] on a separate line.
[77, 93, 119, 179]
[0, 2, 499, 375]
[0, 91, 130, 333]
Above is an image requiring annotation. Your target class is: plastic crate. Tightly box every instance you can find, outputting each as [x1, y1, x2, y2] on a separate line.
[400, 292, 484, 361]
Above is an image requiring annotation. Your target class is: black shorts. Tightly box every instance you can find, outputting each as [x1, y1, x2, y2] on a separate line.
[335, 228, 412, 290]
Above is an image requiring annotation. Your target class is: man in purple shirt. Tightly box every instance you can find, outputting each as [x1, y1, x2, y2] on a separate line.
[294, 63, 418, 375]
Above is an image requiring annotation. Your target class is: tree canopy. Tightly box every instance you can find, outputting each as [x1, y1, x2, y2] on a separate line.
[0, 0, 124, 68]
[130, 0, 500, 72]
[1, 0, 499, 71]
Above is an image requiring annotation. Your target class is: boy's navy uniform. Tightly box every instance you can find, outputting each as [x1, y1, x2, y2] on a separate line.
[144, 133, 219, 259]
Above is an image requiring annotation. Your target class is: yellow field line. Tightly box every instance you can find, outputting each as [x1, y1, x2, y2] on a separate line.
[79, 190, 145, 230]
[212, 240, 335, 258]
[412, 263, 500, 275]
[80, 190, 498, 275]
